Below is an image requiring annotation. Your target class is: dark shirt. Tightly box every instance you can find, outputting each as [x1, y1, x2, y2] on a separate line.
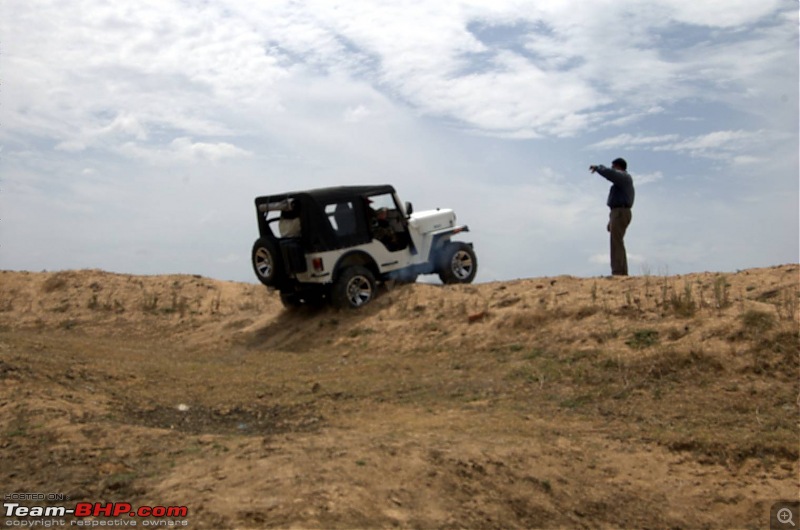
[596, 165, 635, 209]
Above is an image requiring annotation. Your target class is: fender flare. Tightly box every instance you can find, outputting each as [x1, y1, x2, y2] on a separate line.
[332, 250, 379, 281]
[431, 225, 470, 251]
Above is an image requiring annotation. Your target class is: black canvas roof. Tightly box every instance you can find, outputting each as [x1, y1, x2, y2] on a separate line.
[254, 185, 397, 252]
[255, 185, 396, 206]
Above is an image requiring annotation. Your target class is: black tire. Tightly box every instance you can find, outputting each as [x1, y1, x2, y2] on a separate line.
[252, 238, 284, 287]
[437, 241, 477, 284]
[331, 266, 376, 309]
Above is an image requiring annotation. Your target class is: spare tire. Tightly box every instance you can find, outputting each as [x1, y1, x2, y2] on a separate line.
[252, 238, 285, 287]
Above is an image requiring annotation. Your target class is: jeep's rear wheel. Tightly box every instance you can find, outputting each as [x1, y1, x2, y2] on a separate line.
[332, 266, 376, 309]
[438, 242, 477, 284]
[252, 238, 284, 287]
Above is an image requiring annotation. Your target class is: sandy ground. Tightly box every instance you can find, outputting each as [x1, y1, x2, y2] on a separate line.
[0, 265, 798, 529]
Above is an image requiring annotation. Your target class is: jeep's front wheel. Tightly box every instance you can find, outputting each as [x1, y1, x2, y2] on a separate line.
[252, 238, 284, 287]
[332, 266, 376, 309]
[438, 242, 477, 284]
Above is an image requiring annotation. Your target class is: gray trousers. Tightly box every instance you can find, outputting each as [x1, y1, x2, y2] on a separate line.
[608, 208, 632, 276]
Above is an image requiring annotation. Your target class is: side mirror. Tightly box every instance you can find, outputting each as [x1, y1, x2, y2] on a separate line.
[405, 201, 414, 216]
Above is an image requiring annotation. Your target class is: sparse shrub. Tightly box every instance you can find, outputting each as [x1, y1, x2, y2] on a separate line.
[767, 330, 800, 356]
[52, 301, 70, 313]
[0, 296, 12, 312]
[141, 292, 159, 313]
[506, 366, 536, 383]
[349, 327, 376, 337]
[669, 282, 697, 318]
[694, 280, 707, 309]
[524, 348, 547, 360]
[599, 357, 624, 371]
[740, 310, 775, 335]
[574, 306, 599, 320]
[505, 309, 561, 330]
[601, 301, 619, 339]
[713, 275, 731, 311]
[423, 321, 444, 333]
[659, 276, 669, 310]
[643, 275, 652, 302]
[770, 331, 800, 371]
[42, 273, 69, 293]
[163, 290, 189, 316]
[626, 329, 659, 349]
[238, 299, 261, 312]
[749, 329, 799, 375]
[59, 319, 78, 330]
[102, 472, 138, 494]
[87, 293, 120, 312]
[632, 347, 724, 382]
[666, 326, 689, 341]
[175, 295, 189, 317]
[563, 349, 600, 364]
[559, 394, 593, 409]
[750, 348, 771, 375]
[776, 287, 798, 321]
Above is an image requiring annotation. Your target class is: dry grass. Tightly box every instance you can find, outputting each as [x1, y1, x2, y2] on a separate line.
[0, 265, 797, 529]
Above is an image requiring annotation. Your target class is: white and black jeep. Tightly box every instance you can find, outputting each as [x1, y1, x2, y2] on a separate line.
[251, 185, 477, 309]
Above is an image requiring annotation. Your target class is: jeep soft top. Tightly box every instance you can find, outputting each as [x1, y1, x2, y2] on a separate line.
[255, 185, 396, 252]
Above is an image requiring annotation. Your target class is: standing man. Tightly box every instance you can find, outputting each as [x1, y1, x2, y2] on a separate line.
[590, 158, 635, 276]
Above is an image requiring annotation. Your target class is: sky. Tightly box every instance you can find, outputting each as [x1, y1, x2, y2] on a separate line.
[1, 0, 798, 283]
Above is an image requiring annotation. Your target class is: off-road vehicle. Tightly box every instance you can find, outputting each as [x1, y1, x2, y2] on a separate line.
[251, 185, 477, 309]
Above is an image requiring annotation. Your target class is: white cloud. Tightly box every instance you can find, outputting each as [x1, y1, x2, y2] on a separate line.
[2, 0, 793, 144]
[115, 138, 251, 165]
[591, 130, 771, 163]
[635, 171, 664, 186]
[170, 138, 252, 163]
[731, 155, 762, 166]
[662, 0, 785, 28]
[590, 134, 682, 150]
[655, 130, 767, 160]
[343, 105, 371, 123]
[55, 112, 150, 152]
[1, 0, 288, 155]
[589, 253, 607, 265]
